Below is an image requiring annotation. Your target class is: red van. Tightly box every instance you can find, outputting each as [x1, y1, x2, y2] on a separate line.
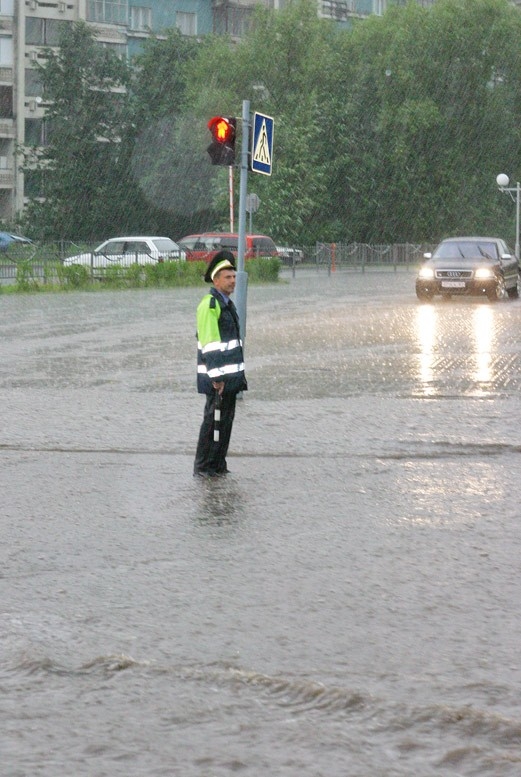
[178, 232, 279, 263]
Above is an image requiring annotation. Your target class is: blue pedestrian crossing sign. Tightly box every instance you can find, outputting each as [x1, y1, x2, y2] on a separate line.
[251, 112, 274, 176]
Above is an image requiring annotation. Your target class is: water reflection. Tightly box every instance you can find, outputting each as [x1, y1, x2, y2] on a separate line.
[472, 304, 493, 388]
[415, 304, 437, 395]
[397, 459, 501, 527]
[414, 302, 496, 396]
[193, 478, 245, 527]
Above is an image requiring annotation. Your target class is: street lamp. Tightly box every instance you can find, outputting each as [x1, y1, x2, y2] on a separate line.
[496, 173, 520, 259]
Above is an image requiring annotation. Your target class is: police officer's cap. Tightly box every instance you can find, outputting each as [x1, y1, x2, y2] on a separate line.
[204, 250, 236, 283]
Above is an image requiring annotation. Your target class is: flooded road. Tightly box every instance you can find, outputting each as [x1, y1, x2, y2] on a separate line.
[2, 269, 521, 776]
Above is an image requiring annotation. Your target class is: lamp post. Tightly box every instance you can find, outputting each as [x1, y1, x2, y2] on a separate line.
[496, 173, 520, 259]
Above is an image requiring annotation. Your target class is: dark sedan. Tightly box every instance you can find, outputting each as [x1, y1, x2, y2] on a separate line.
[416, 236, 520, 302]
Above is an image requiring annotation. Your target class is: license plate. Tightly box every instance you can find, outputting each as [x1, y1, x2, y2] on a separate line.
[441, 280, 466, 288]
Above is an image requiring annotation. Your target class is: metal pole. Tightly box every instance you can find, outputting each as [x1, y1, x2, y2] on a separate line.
[235, 100, 249, 341]
[516, 181, 521, 260]
[496, 175, 520, 258]
[229, 165, 234, 232]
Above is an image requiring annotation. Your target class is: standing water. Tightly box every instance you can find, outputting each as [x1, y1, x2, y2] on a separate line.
[1, 269, 521, 776]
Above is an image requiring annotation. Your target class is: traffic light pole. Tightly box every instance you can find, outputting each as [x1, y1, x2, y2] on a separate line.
[229, 166, 234, 232]
[235, 99, 250, 342]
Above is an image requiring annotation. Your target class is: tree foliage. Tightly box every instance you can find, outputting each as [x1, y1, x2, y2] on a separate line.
[326, 0, 521, 241]
[180, 1, 333, 243]
[130, 31, 221, 238]
[21, 23, 139, 240]
[21, 0, 521, 245]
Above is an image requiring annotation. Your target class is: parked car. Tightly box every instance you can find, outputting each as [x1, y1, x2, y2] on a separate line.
[276, 246, 304, 265]
[177, 232, 278, 263]
[64, 236, 184, 268]
[0, 232, 33, 251]
[416, 236, 520, 302]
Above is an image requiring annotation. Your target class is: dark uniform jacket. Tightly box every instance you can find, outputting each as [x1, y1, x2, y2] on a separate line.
[196, 288, 247, 395]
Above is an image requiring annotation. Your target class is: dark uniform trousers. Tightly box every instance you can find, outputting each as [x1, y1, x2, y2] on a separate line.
[194, 391, 237, 475]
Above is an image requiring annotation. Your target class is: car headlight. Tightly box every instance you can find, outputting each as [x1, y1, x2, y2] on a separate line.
[418, 266, 434, 280]
[475, 267, 494, 280]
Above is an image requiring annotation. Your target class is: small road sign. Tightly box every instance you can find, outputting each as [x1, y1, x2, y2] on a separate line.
[251, 112, 274, 176]
[246, 193, 260, 213]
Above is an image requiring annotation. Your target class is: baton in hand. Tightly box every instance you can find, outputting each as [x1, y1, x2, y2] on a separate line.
[213, 390, 221, 442]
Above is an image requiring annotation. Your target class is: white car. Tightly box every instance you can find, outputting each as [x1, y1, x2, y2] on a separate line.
[276, 246, 304, 265]
[64, 236, 185, 268]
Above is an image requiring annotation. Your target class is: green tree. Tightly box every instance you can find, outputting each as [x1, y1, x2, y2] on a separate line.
[129, 30, 219, 238]
[177, 0, 521, 244]
[323, 0, 521, 242]
[132, 28, 199, 123]
[21, 22, 143, 241]
[22, 0, 521, 246]
[176, 0, 335, 243]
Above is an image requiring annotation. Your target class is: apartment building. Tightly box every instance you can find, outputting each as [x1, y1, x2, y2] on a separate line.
[214, 0, 379, 34]
[0, 0, 16, 220]
[1, 0, 213, 221]
[213, 0, 436, 33]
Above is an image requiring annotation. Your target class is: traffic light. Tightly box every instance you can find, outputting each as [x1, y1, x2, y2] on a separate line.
[207, 116, 236, 166]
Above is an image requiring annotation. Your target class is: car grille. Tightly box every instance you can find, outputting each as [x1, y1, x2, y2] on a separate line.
[435, 269, 473, 279]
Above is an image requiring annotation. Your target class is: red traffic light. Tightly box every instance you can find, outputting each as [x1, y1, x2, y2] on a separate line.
[207, 116, 236, 166]
[208, 116, 235, 144]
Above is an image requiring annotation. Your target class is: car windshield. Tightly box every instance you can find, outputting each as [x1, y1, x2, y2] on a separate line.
[178, 238, 197, 250]
[192, 237, 223, 250]
[99, 241, 125, 255]
[434, 241, 498, 260]
[252, 239, 275, 254]
[219, 237, 238, 250]
[152, 238, 179, 252]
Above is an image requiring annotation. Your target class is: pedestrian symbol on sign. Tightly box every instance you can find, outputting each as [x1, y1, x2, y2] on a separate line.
[253, 119, 271, 167]
[251, 112, 274, 176]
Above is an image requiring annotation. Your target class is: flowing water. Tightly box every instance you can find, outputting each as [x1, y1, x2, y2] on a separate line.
[1, 269, 521, 776]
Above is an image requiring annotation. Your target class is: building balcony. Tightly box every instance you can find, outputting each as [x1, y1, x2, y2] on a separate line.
[0, 169, 14, 188]
[0, 119, 15, 138]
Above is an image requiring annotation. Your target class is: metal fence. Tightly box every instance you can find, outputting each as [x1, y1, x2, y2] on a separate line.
[0, 241, 74, 284]
[282, 242, 436, 272]
[0, 241, 436, 284]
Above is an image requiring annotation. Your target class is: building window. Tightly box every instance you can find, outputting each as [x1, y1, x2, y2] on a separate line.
[99, 41, 127, 58]
[25, 118, 55, 146]
[0, 85, 12, 118]
[86, 0, 128, 25]
[0, 0, 14, 15]
[0, 35, 12, 67]
[213, 6, 251, 37]
[176, 11, 196, 36]
[25, 118, 43, 146]
[130, 6, 151, 31]
[26, 18, 69, 46]
[0, 144, 9, 169]
[0, 140, 11, 176]
[373, 0, 386, 14]
[25, 69, 43, 97]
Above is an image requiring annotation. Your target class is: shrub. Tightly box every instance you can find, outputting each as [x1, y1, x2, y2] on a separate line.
[15, 261, 40, 292]
[1, 255, 280, 293]
[247, 257, 281, 282]
[144, 260, 207, 287]
[103, 265, 128, 288]
[57, 263, 90, 288]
